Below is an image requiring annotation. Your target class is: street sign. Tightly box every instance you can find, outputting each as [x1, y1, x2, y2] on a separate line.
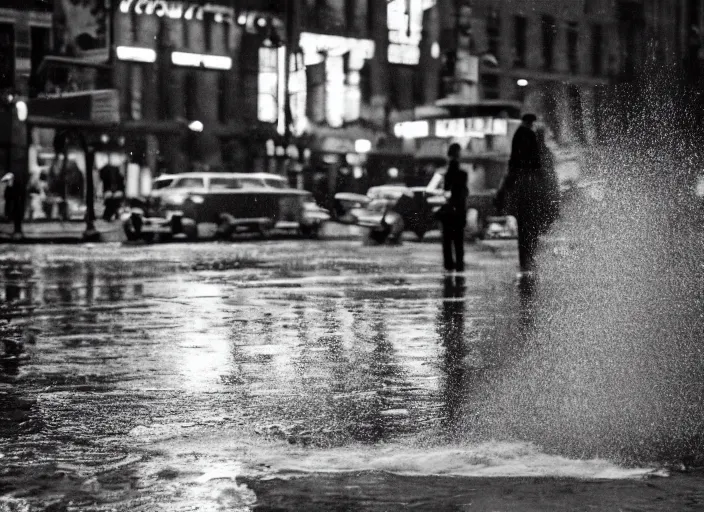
[28, 89, 120, 125]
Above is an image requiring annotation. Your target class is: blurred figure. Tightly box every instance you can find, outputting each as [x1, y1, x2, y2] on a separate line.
[27, 171, 48, 220]
[99, 155, 125, 221]
[1, 173, 15, 221]
[439, 143, 469, 272]
[496, 114, 558, 272]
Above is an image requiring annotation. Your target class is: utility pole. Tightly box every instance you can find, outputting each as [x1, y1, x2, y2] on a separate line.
[283, 0, 300, 145]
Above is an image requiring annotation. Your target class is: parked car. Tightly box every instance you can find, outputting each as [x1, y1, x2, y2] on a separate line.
[123, 172, 330, 242]
[333, 185, 439, 242]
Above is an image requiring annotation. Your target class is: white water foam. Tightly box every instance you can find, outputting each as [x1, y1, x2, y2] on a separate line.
[243, 440, 666, 481]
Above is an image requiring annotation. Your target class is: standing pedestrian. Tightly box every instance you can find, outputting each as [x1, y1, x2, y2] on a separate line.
[440, 143, 469, 272]
[2, 173, 15, 221]
[99, 156, 124, 221]
[495, 113, 558, 273]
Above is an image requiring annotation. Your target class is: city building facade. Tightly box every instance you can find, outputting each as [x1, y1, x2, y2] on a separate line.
[1, 0, 700, 224]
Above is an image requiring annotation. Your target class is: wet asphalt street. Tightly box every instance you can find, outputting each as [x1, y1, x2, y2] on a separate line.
[1, 237, 703, 511]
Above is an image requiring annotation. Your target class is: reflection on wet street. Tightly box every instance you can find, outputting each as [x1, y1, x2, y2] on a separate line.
[0, 241, 702, 511]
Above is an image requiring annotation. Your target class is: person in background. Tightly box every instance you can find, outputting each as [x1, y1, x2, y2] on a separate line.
[2, 173, 15, 221]
[99, 155, 125, 221]
[440, 143, 469, 272]
[495, 113, 556, 273]
[27, 171, 48, 220]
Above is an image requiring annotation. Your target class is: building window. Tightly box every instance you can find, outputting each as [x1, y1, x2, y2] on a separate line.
[543, 84, 560, 142]
[513, 16, 527, 68]
[204, 14, 213, 53]
[223, 22, 231, 53]
[366, 0, 375, 33]
[481, 73, 499, 99]
[567, 22, 579, 74]
[346, 0, 356, 32]
[185, 72, 197, 121]
[218, 73, 227, 124]
[486, 10, 500, 61]
[591, 24, 603, 76]
[30, 26, 50, 98]
[182, 18, 190, 48]
[541, 15, 556, 71]
[568, 84, 585, 143]
[0, 23, 15, 90]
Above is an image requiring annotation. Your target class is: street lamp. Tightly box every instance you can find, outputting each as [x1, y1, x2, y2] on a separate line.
[188, 120, 204, 132]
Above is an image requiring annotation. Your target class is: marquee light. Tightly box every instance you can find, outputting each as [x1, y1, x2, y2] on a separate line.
[355, 139, 372, 153]
[119, 0, 234, 24]
[394, 118, 509, 139]
[116, 46, 157, 63]
[171, 51, 232, 70]
[394, 120, 430, 139]
[435, 117, 508, 138]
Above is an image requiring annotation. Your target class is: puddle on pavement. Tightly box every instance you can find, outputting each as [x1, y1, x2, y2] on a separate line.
[0, 242, 701, 510]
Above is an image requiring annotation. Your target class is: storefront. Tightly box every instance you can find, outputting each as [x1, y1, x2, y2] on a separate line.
[386, 102, 524, 192]
[299, 127, 381, 209]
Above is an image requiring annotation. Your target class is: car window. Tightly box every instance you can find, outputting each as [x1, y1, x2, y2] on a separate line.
[263, 178, 287, 188]
[172, 177, 205, 189]
[153, 178, 175, 190]
[209, 177, 242, 190]
[238, 177, 266, 188]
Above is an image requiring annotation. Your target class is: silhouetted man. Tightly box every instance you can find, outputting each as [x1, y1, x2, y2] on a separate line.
[496, 113, 550, 272]
[440, 143, 468, 272]
[99, 159, 124, 222]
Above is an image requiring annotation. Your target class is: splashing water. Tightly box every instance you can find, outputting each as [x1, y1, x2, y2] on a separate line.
[465, 66, 704, 466]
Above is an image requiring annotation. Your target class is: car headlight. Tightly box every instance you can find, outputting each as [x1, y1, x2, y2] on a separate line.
[189, 195, 205, 204]
[163, 194, 186, 205]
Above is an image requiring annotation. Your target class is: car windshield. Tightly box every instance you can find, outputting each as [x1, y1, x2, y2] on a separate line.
[239, 177, 266, 188]
[368, 188, 408, 200]
[153, 178, 175, 190]
[209, 177, 243, 189]
[172, 177, 205, 189]
[263, 178, 287, 188]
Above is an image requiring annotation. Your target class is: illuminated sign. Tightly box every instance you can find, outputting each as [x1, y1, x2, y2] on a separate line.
[171, 51, 232, 70]
[116, 46, 157, 63]
[387, 0, 435, 65]
[258, 47, 280, 124]
[435, 118, 508, 138]
[394, 121, 430, 139]
[393, 118, 508, 139]
[299, 32, 374, 66]
[299, 32, 374, 127]
[119, 0, 235, 24]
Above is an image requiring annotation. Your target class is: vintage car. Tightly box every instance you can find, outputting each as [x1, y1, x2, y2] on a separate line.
[333, 185, 440, 242]
[332, 177, 497, 242]
[123, 172, 330, 242]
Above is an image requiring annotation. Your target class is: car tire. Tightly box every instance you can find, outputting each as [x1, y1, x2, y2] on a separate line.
[123, 214, 142, 242]
[300, 224, 319, 239]
[257, 224, 272, 239]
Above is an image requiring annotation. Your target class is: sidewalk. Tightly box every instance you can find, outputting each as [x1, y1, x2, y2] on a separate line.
[0, 219, 125, 244]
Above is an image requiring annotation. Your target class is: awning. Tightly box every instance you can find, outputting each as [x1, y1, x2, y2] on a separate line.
[27, 116, 188, 135]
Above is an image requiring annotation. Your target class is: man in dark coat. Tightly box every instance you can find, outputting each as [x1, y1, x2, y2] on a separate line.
[498, 113, 541, 272]
[441, 143, 469, 272]
[99, 160, 125, 222]
[496, 113, 557, 272]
